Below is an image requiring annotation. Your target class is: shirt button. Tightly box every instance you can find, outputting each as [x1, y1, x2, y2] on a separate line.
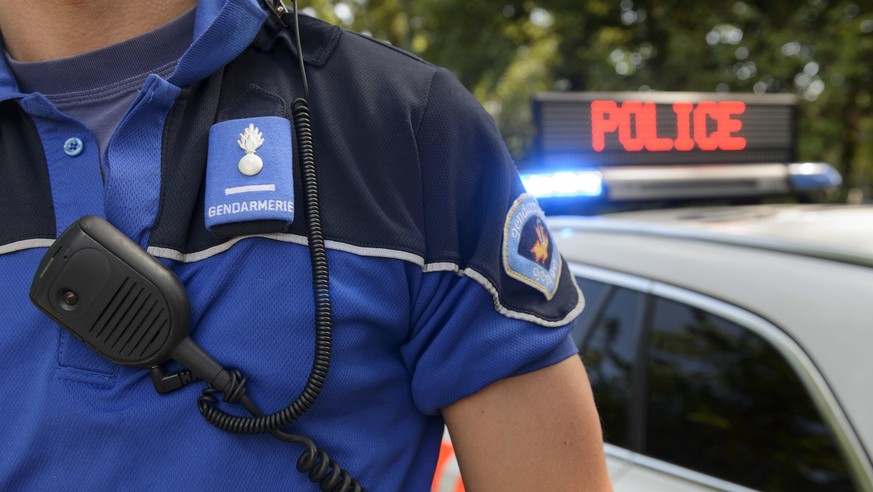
[63, 137, 84, 157]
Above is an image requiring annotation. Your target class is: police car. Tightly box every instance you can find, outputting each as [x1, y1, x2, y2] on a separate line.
[433, 92, 871, 491]
[552, 203, 873, 491]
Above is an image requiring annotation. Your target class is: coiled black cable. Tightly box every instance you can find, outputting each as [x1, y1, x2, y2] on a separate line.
[192, 3, 365, 490]
[196, 99, 331, 436]
[194, 99, 363, 491]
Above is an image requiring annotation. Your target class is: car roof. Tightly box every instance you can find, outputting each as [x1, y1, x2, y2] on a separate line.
[556, 204, 873, 267]
[548, 204, 873, 456]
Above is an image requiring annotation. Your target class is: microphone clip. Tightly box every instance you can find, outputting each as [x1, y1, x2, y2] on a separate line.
[261, 0, 289, 26]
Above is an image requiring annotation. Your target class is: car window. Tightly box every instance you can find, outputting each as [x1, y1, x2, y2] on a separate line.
[571, 277, 612, 347]
[578, 285, 643, 449]
[644, 296, 853, 491]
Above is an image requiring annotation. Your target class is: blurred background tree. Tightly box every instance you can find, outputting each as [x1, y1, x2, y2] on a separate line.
[303, 0, 873, 199]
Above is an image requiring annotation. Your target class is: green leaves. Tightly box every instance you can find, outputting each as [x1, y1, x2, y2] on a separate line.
[307, 1, 873, 196]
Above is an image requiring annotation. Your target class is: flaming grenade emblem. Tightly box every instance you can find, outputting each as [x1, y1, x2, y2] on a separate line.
[237, 123, 265, 176]
[530, 220, 550, 266]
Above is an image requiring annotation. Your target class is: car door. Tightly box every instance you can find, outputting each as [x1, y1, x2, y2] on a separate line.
[571, 263, 860, 492]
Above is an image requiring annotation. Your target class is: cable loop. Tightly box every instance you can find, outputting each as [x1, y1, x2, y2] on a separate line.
[297, 445, 362, 492]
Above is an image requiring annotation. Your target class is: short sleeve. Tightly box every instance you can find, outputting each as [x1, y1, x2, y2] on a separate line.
[399, 68, 585, 414]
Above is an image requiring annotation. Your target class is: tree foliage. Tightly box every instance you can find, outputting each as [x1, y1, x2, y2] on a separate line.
[304, 0, 873, 197]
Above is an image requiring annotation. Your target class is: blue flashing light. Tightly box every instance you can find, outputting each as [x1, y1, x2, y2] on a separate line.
[520, 170, 604, 198]
[787, 162, 842, 191]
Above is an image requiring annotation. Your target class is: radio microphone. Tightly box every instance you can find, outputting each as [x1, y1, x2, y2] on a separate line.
[29, 215, 233, 392]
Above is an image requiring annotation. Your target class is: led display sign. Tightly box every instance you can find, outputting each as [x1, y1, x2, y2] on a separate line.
[530, 92, 797, 168]
[590, 100, 746, 152]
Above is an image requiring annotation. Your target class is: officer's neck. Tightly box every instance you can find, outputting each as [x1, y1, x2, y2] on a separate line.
[0, 0, 196, 61]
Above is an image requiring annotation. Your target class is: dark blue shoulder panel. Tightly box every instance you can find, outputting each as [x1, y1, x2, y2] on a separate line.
[0, 101, 55, 250]
[150, 14, 580, 323]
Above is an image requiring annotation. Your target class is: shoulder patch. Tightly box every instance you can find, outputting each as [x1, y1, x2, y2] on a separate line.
[204, 116, 295, 231]
[503, 194, 561, 300]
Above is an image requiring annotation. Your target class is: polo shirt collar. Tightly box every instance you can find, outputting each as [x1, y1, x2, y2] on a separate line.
[172, 0, 268, 87]
[0, 0, 268, 102]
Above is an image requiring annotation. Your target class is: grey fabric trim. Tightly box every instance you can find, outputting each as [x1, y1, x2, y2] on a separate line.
[147, 234, 584, 328]
[0, 238, 55, 255]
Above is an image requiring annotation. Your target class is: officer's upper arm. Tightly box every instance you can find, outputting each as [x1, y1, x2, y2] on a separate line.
[442, 356, 614, 491]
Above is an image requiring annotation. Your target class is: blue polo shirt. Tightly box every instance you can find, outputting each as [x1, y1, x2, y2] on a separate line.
[0, 1, 584, 490]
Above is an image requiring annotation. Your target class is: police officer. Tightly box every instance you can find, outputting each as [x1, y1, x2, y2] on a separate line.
[0, 0, 613, 490]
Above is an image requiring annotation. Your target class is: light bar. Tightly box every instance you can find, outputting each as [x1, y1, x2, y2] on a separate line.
[787, 162, 842, 191]
[520, 170, 603, 198]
